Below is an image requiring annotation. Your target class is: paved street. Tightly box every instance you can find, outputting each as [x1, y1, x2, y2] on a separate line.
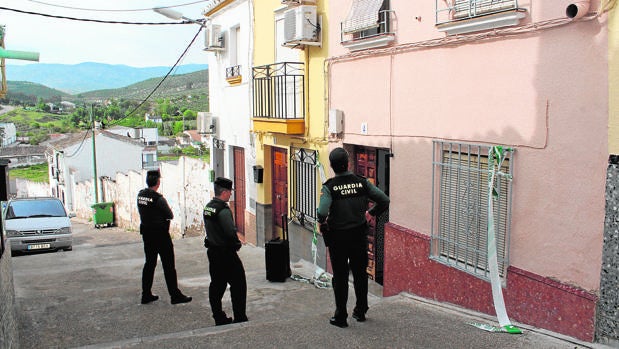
[10, 220, 608, 349]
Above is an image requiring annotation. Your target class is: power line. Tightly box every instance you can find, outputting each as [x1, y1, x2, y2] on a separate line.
[64, 128, 91, 158]
[125, 24, 203, 117]
[0, 6, 192, 25]
[24, 0, 209, 12]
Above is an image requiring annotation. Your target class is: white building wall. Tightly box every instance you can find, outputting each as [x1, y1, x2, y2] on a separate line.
[206, 0, 256, 213]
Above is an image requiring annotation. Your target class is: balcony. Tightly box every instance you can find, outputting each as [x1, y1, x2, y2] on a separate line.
[226, 65, 242, 85]
[436, 0, 526, 35]
[252, 62, 305, 135]
[341, 10, 395, 51]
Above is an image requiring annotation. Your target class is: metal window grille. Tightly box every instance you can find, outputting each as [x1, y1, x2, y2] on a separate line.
[435, 0, 519, 25]
[430, 141, 513, 281]
[290, 148, 317, 230]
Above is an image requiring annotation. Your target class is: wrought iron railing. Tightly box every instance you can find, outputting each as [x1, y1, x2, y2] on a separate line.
[436, 0, 520, 25]
[226, 65, 241, 79]
[340, 10, 395, 43]
[252, 62, 305, 120]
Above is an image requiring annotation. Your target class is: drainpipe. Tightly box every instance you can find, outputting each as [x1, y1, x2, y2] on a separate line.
[566, 1, 590, 19]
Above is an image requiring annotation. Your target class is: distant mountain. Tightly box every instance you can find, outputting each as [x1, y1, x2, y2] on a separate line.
[4, 62, 208, 94]
[4, 69, 209, 112]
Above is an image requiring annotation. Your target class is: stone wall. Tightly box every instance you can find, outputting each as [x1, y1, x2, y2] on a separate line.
[0, 247, 19, 348]
[596, 155, 619, 345]
[15, 178, 50, 198]
[72, 157, 213, 238]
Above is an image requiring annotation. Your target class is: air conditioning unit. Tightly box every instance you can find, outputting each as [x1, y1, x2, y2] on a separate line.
[284, 5, 318, 42]
[204, 24, 225, 51]
[197, 112, 217, 135]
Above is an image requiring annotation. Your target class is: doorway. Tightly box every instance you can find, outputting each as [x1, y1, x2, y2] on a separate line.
[271, 147, 288, 240]
[353, 146, 390, 285]
[233, 147, 246, 241]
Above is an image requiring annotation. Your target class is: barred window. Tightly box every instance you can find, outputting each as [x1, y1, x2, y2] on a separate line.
[290, 148, 317, 230]
[430, 141, 513, 281]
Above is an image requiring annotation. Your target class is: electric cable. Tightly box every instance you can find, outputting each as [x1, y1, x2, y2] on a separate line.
[125, 24, 203, 117]
[24, 0, 209, 12]
[0, 6, 191, 25]
[64, 128, 91, 158]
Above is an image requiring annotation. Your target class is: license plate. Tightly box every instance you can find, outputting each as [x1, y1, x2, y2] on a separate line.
[27, 243, 51, 250]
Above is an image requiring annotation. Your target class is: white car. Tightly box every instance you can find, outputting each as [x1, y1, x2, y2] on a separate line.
[3, 197, 74, 256]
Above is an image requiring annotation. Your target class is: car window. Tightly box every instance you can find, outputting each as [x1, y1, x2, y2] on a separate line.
[5, 200, 67, 219]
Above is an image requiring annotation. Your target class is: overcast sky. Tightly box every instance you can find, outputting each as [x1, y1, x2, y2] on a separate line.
[1, 0, 211, 68]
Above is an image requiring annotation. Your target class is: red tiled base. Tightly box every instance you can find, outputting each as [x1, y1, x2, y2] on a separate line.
[384, 223, 597, 342]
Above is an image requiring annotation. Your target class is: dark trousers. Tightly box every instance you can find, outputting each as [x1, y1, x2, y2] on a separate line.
[142, 232, 181, 298]
[207, 247, 247, 320]
[328, 225, 369, 319]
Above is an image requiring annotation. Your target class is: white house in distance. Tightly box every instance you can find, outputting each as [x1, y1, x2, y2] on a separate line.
[201, 0, 255, 243]
[0, 123, 17, 146]
[144, 113, 163, 124]
[106, 125, 159, 146]
[46, 129, 157, 211]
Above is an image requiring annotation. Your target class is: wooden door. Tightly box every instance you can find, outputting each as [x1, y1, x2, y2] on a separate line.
[233, 147, 246, 241]
[354, 146, 390, 285]
[271, 147, 288, 239]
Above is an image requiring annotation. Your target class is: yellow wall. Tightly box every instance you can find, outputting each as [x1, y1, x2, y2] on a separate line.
[610, 5, 619, 153]
[252, 0, 331, 204]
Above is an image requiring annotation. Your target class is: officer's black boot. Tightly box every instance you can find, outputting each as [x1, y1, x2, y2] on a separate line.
[213, 312, 233, 326]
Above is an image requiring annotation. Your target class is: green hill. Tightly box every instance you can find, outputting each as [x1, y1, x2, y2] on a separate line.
[76, 69, 209, 111]
[6, 81, 71, 103]
[2, 69, 209, 112]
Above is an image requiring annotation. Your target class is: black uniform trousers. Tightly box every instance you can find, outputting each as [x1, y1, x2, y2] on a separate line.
[328, 224, 369, 320]
[142, 232, 181, 297]
[207, 247, 247, 320]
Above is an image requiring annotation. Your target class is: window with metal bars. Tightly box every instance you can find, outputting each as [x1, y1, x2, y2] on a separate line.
[430, 141, 513, 281]
[290, 148, 317, 230]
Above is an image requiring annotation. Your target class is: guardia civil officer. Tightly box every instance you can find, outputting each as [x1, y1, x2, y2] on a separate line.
[317, 147, 390, 328]
[137, 170, 192, 305]
[203, 177, 248, 325]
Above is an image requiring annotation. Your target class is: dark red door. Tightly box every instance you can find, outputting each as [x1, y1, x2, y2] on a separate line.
[271, 147, 288, 239]
[354, 146, 390, 285]
[233, 147, 246, 241]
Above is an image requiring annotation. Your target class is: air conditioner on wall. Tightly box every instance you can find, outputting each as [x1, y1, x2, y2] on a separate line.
[284, 5, 318, 42]
[204, 24, 225, 51]
[197, 112, 217, 135]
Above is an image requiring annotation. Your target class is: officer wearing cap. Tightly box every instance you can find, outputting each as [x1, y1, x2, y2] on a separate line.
[137, 170, 192, 305]
[203, 177, 248, 325]
[317, 147, 390, 328]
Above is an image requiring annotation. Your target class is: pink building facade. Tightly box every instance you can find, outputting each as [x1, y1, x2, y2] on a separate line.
[327, 0, 610, 342]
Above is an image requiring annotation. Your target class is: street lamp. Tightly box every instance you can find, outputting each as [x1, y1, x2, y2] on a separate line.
[153, 7, 207, 27]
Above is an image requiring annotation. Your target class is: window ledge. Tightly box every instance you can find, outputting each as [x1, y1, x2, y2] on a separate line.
[436, 10, 526, 36]
[342, 33, 395, 52]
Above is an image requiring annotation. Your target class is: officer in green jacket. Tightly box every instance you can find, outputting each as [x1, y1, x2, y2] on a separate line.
[203, 177, 248, 326]
[317, 147, 390, 328]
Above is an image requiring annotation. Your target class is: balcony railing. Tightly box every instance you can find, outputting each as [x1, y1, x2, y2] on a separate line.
[341, 10, 395, 44]
[226, 65, 242, 84]
[226, 65, 241, 79]
[252, 62, 305, 120]
[436, 0, 520, 25]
